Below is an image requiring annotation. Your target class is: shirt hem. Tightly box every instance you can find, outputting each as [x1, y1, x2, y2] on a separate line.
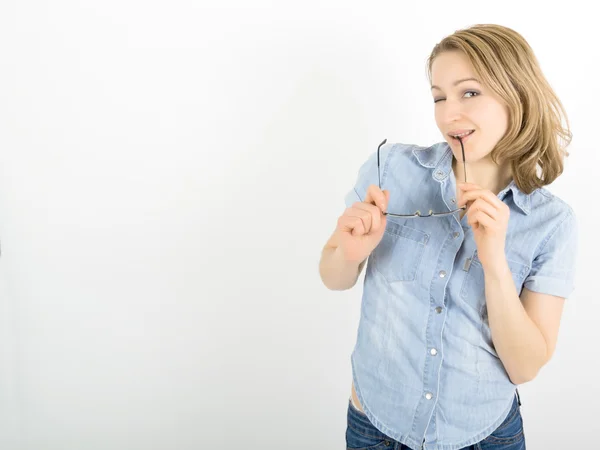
[351, 353, 517, 450]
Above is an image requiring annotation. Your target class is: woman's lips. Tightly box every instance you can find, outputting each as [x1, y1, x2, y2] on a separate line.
[451, 130, 474, 143]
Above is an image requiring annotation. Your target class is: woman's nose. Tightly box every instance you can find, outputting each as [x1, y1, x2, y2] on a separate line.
[441, 100, 465, 123]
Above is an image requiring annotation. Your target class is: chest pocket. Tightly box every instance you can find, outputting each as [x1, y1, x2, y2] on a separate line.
[370, 221, 429, 282]
[460, 252, 530, 312]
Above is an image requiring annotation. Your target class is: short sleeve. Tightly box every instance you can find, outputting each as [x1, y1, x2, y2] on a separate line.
[523, 210, 578, 298]
[344, 142, 395, 209]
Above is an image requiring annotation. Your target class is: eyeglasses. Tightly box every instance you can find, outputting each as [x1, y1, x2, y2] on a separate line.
[374, 137, 468, 218]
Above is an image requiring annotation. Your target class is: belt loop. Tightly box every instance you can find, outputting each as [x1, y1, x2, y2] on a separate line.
[515, 388, 522, 406]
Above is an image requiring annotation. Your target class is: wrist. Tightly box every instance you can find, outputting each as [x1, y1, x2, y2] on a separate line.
[482, 256, 510, 280]
[334, 245, 363, 267]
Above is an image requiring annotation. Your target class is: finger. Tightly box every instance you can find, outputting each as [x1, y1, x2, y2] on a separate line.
[338, 214, 366, 236]
[457, 182, 482, 190]
[364, 184, 387, 212]
[458, 189, 481, 208]
[459, 189, 503, 209]
[353, 202, 382, 232]
[477, 191, 504, 209]
[347, 204, 373, 234]
[468, 210, 496, 229]
[466, 198, 498, 220]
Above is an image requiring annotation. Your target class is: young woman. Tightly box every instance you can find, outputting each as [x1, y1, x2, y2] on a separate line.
[319, 24, 578, 450]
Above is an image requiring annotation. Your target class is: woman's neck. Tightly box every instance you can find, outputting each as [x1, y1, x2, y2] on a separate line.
[452, 155, 513, 195]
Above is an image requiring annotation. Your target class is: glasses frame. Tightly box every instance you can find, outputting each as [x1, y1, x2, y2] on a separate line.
[376, 137, 468, 218]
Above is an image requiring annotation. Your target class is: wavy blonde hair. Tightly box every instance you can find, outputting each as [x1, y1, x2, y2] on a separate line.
[426, 24, 572, 194]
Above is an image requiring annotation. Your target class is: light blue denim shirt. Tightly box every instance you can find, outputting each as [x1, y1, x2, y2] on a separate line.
[344, 141, 578, 450]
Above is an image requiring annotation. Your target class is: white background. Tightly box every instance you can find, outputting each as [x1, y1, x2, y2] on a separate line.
[0, 1, 597, 449]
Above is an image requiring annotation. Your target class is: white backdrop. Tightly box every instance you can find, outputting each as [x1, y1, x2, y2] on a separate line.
[0, 1, 597, 449]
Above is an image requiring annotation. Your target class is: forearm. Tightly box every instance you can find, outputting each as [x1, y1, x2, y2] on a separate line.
[484, 259, 548, 384]
[319, 245, 365, 291]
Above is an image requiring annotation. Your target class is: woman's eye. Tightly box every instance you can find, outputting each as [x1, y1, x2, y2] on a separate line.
[434, 91, 479, 103]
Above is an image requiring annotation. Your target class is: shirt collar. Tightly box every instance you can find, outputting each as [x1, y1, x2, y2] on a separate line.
[412, 142, 532, 215]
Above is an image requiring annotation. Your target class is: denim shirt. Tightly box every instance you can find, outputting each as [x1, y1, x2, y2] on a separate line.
[344, 141, 578, 450]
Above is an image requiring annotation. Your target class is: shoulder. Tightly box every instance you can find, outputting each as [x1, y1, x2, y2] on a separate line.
[521, 187, 578, 298]
[352, 141, 422, 173]
[528, 187, 578, 249]
[348, 140, 447, 187]
[530, 187, 576, 222]
[345, 141, 432, 206]
[383, 141, 448, 156]
[379, 141, 449, 168]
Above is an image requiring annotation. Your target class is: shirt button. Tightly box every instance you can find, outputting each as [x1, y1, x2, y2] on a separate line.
[425, 392, 433, 400]
[430, 348, 438, 356]
[435, 306, 443, 314]
[451, 197, 456, 203]
[439, 271, 446, 278]
[453, 232, 460, 239]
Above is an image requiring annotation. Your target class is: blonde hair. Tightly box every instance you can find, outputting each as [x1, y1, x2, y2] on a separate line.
[426, 24, 572, 194]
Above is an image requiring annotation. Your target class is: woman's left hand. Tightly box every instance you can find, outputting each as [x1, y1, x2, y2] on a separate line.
[458, 182, 510, 272]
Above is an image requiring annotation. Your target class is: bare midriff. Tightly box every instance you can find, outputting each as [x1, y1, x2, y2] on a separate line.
[351, 382, 365, 413]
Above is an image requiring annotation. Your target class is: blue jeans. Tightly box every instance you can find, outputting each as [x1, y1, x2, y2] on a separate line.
[346, 394, 525, 450]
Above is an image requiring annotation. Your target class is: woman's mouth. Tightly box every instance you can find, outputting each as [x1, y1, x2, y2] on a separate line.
[449, 130, 475, 143]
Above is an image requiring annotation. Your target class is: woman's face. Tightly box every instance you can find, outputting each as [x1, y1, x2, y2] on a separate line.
[431, 51, 509, 163]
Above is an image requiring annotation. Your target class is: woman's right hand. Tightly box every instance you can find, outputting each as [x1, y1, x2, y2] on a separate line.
[336, 185, 390, 263]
